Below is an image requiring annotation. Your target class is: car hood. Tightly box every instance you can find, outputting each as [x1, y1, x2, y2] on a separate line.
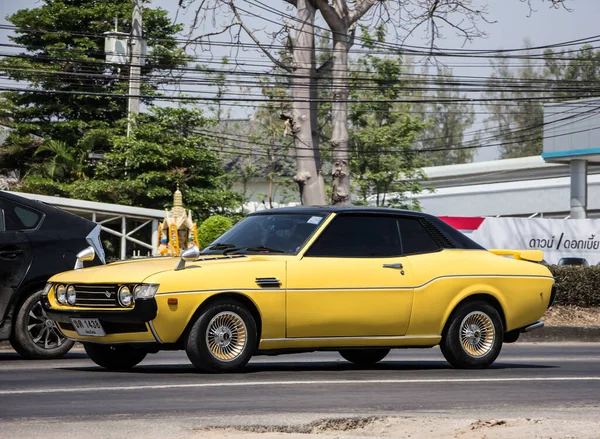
[48, 254, 283, 284]
[49, 257, 183, 284]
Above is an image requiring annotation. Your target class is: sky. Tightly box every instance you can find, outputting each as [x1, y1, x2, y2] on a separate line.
[2, 0, 600, 162]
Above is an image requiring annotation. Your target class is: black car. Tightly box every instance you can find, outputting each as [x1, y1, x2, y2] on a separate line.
[0, 191, 104, 358]
[557, 257, 589, 267]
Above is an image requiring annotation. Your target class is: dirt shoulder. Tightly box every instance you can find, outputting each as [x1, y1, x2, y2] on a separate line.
[3, 412, 600, 439]
[543, 305, 600, 326]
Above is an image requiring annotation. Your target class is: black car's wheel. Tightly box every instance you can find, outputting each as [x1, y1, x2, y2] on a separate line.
[9, 290, 75, 359]
[83, 343, 147, 369]
[185, 301, 257, 373]
[440, 301, 504, 369]
[339, 348, 390, 365]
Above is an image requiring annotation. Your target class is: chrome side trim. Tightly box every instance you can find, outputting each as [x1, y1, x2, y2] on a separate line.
[522, 320, 544, 333]
[148, 321, 163, 343]
[262, 335, 440, 342]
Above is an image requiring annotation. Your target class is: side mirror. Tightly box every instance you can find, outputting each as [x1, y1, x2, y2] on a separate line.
[74, 246, 95, 270]
[175, 246, 200, 271]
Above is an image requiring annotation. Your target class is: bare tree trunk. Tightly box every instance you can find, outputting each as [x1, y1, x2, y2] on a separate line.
[286, 0, 326, 206]
[330, 28, 350, 205]
[310, 41, 326, 203]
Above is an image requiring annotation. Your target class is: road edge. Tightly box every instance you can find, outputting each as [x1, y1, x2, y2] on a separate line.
[518, 325, 600, 342]
[1, 325, 599, 351]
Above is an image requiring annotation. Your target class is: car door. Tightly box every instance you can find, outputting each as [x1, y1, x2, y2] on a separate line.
[0, 198, 33, 323]
[286, 214, 415, 338]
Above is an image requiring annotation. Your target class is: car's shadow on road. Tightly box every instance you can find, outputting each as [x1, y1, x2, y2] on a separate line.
[0, 351, 89, 361]
[58, 360, 556, 375]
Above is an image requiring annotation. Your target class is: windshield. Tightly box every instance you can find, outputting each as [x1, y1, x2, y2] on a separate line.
[201, 213, 328, 255]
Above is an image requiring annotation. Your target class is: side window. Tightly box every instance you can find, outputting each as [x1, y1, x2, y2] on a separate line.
[1, 200, 43, 231]
[398, 217, 440, 255]
[14, 206, 42, 229]
[306, 215, 401, 257]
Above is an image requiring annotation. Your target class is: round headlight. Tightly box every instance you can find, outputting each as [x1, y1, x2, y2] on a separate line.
[118, 286, 133, 307]
[66, 285, 76, 306]
[133, 285, 142, 298]
[55, 285, 67, 305]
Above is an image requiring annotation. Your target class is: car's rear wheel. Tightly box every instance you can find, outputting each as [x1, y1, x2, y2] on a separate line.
[185, 301, 257, 373]
[83, 343, 147, 369]
[339, 348, 390, 365]
[440, 301, 503, 369]
[10, 290, 75, 359]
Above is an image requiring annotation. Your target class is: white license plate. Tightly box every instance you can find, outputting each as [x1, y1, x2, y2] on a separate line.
[70, 318, 106, 336]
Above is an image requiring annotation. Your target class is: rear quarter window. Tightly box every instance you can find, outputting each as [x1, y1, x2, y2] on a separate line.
[398, 217, 441, 255]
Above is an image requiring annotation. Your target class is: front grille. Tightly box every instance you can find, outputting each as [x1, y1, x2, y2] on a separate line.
[72, 284, 119, 308]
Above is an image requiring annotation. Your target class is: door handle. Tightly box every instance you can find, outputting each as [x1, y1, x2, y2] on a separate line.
[382, 263, 403, 269]
[0, 249, 23, 259]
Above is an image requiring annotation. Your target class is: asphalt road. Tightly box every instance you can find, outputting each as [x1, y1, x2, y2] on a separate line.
[1, 343, 600, 423]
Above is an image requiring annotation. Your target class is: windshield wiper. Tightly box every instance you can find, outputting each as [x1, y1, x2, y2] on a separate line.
[206, 242, 237, 251]
[223, 246, 284, 255]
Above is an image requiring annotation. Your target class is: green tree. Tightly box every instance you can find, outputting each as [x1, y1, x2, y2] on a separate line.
[545, 44, 600, 99]
[198, 215, 233, 248]
[418, 67, 477, 165]
[0, 0, 186, 178]
[220, 46, 296, 210]
[483, 47, 545, 158]
[23, 107, 243, 219]
[349, 31, 426, 209]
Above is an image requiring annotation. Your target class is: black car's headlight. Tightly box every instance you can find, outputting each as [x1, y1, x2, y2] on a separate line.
[43, 283, 52, 297]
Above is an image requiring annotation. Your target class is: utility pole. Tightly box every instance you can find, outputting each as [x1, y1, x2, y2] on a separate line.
[127, 0, 143, 137]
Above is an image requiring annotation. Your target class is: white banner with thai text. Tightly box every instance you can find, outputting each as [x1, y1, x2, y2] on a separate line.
[469, 217, 600, 265]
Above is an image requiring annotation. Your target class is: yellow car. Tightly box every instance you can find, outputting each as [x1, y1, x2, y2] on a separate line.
[44, 207, 555, 372]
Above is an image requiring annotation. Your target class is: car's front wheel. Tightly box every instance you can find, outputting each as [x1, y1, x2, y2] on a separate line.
[185, 301, 257, 372]
[339, 349, 390, 365]
[440, 301, 504, 369]
[10, 290, 75, 359]
[83, 343, 147, 369]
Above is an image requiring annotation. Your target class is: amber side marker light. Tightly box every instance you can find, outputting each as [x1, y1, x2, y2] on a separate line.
[167, 298, 178, 305]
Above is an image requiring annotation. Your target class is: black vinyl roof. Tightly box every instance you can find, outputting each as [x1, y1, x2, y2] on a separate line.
[250, 205, 485, 250]
[251, 205, 421, 215]
[250, 205, 432, 220]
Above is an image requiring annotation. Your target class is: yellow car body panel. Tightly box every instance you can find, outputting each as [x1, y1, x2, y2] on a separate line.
[45, 210, 554, 357]
[404, 250, 554, 335]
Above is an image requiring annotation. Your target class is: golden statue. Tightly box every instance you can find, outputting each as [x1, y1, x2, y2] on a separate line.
[156, 186, 199, 256]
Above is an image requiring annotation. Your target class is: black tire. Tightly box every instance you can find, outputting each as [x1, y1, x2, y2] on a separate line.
[440, 300, 504, 369]
[9, 290, 75, 359]
[83, 343, 147, 369]
[503, 330, 520, 344]
[185, 301, 257, 373]
[339, 348, 390, 365]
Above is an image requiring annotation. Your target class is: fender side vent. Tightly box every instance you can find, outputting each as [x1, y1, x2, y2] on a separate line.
[256, 277, 281, 288]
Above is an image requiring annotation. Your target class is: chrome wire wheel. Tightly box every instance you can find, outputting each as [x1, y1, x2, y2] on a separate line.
[205, 311, 248, 362]
[27, 299, 67, 350]
[459, 311, 495, 358]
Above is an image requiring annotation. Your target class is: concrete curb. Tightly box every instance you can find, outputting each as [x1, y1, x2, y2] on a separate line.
[519, 325, 600, 342]
[1, 327, 599, 352]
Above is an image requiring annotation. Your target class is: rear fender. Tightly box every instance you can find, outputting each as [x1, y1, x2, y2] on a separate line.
[440, 284, 508, 335]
